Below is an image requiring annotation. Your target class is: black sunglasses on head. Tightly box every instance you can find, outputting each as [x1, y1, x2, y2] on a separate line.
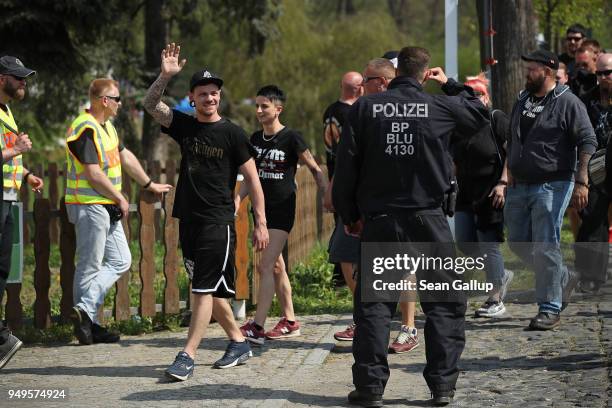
[595, 69, 612, 76]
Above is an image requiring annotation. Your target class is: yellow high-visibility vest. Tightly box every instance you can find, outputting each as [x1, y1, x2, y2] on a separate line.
[65, 111, 122, 205]
[0, 105, 24, 194]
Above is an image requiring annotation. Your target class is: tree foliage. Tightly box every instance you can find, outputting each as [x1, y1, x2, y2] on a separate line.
[534, 0, 611, 53]
[1, 0, 484, 161]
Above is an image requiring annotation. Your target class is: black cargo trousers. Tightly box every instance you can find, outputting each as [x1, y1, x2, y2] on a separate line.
[352, 207, 467, 395]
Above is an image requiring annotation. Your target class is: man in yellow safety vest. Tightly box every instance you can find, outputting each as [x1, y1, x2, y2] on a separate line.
[0, 55, 43, 369]
[65, 78, 172, 345]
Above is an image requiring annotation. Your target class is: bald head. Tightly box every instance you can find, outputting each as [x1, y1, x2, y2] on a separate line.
[597, 53, 612, 70]
[341, 71, 363, 101]
[597, 53, 612, 81]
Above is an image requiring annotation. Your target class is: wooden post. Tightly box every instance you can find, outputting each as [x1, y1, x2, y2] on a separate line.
[114, 188, 131, 322]
[20, 164, 30, 243]
[151, 160, 162, 242]
[48, 163, 60, 244]
[33, 198, 51, 329]
[122, 172, 133, 240]
[235, 192, 250, 300]
[5, 282, 22, 330]
[163, 188, 179, 314]
[58, 198, 75, 323]
[138, 190, 157, 317]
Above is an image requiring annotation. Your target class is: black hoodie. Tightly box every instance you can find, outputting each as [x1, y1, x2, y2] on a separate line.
[508, 83, 597, 183]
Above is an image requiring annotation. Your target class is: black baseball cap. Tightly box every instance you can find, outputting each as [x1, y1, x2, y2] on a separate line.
[0, 56, 36, 78]
[190, 69, 223, 91]
[382, 50, 399, 68]
[521, 49, 559, 70]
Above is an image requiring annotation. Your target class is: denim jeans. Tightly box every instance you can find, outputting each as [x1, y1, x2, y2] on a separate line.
[67, 204, 131, 324]
[504, 181, 573, 314]
[454, 211, 505, 288]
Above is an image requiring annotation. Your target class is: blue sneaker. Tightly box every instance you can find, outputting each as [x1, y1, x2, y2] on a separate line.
[165, 351, 194, 381]
[213, 340, 252, 369]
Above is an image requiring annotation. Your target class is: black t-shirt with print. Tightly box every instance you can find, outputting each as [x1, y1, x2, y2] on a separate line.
[322, 100, 351, 180]
[162, 110, 256, 223]
[519, 93, 551, 140]
[250, 127, 308, 206]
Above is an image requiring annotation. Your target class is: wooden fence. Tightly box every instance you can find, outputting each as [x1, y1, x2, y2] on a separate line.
[5, 162, 333, 330]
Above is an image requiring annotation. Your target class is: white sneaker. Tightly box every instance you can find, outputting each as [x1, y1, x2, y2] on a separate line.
[476, 300, 506, 318]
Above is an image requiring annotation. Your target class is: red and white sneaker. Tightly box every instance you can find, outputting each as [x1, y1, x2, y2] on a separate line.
[265, 317, 301, 339]
[388, 326, 419, 354]
[240, 320, 266, 345]
[334, 323, 356, 341]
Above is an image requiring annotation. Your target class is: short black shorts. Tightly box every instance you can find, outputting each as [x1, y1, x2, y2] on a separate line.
[259, 192, 296, 233]
[179, 222, 236, 298]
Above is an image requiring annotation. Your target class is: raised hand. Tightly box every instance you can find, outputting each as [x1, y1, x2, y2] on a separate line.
[161, 43, 187, 78]
[426, 67, 448, 85]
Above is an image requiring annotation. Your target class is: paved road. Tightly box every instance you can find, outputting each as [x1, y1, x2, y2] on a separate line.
[1, 284, 610, 408]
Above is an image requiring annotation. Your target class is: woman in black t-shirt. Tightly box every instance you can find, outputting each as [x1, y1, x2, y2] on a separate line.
[236, 85, 328, 344]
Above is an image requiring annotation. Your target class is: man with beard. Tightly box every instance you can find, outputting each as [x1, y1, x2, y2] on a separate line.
[574, 53, 612, 294]
[0, 56, 44, 368]
[144, 43, 268, 381]
[505, 49, 597, 330]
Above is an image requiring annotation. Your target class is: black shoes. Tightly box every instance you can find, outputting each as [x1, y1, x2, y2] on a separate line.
[529, 311, 560, 330]
[430, 391, 455, 407]
[348, 389, 383, 407]
[71, 306, 93, 345]
[430, 390, 455, 406]
[0, 332, 22, 369]
[92, 324, 120, 343]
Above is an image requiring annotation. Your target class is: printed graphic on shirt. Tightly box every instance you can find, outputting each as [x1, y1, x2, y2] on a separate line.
[254, 146, 286, 180]
[521, 96, 547, 119]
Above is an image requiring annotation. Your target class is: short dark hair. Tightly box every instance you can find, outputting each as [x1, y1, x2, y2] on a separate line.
[396, 46, 431, 78]
[256, 85, 286, 105]
[581, 39, 601, 54]
[566, 23, 587, 38]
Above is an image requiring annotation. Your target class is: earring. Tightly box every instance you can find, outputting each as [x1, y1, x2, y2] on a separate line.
[189, 100, 195, 107]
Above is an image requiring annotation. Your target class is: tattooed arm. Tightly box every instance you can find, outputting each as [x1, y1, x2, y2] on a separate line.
[143, 42, 187, 128]
[143, 75, 173, 128]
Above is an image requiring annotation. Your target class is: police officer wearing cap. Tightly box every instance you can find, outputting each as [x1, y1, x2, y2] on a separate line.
[0, 56, 43, 369]
[333, 46, 489, 406]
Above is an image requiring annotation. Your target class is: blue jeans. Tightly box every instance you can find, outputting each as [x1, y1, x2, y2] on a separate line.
[67, 204, 132, 324]
[504, 181, 573, 314]
[454, 211, 505, 288]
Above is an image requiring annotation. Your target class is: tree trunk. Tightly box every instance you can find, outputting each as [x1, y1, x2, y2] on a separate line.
[142, 0, 168, 164]
[490, 0, 537, 114]
[387, 0, 406, 28]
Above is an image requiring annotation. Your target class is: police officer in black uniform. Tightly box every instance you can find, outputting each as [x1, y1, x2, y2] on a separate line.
[333, 46, 489, 407]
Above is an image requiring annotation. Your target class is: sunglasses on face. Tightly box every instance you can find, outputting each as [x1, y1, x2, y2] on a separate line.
[566, 36, 583, 42]
[100, 95, 121, 102]
[596, 69, 612, 77]
[363, 76, 383, 84]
